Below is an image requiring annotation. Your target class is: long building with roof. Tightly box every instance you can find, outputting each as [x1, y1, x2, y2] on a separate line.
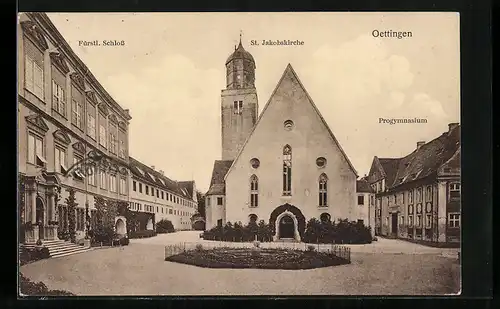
[367, 123, 461, 243]
[128, 157, 198, 231]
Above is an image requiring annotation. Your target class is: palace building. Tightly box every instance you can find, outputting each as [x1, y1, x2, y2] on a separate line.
[367, 123, 461, 243]
[128, 157, 198, 232]
[18, 13, 132, 245]
[205, 39, 362, 241]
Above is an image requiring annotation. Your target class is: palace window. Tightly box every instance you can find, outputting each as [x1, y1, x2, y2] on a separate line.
[25, 54, 44, 99]
[393, 194, 397, 205]
[449, 183, 461, 199]
[217, 197, 223, 206]
[119, 140, 125, 158]
[416, 187, 422, 202]
[151, 188, 155, 196]
[319, 174, 328, 207]
[408, 215, 413, 227]
[139, 183, 142, 193]
[27, 133, 46, 167]
[448, 213, 460, 228]
[408, 190, 414, 204]
[99, 123, 107, 148]
[100, 170, 107, 189]
[357, 195, 364, 205]
[416, 215, 422, 227]
[110, 174, 117, 192]
[146, 185, 149, 195]
[426, 186, 432, 201]
[54, 147, 67, 173]
[156, 190, 159, 198]
[283, 145, 292, 195]
[109, 132, 117, 154]
[233, 100, 243, 114]
[120, 178, 127, 195]
[52, 80, 66, 116]
[72, 100, 83, 129]
[72, 156, 84, 180]
[133, 180, 136, 191]
[87, 166, 96, 186]
[250, 175, 259, 207]
[169, 209, 173, 214]
[426, 214, 432, 228]
[161, 191, 164, 199]
[399, 215, 405, 225]
[87, 113, 96, 139]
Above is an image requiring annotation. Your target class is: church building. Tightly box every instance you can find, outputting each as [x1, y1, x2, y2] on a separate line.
[205, 39, 360, 241]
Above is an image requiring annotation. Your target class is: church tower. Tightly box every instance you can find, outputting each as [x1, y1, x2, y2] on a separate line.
[221, 35, 258, 160]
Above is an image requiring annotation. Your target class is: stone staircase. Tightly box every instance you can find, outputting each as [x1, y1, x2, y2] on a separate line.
[23, 240, 93, 258]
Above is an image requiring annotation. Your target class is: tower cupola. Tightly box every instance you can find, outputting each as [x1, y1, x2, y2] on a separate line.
[225, 34, 256, 89]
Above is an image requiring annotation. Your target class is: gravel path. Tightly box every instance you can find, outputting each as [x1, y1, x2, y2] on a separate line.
[20, 233, 460, 296]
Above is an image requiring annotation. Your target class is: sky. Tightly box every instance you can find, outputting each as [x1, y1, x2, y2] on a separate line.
[47, 12, 460, 192]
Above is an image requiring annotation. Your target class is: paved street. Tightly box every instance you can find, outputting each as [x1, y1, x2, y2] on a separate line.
[20, 231, 460, 296]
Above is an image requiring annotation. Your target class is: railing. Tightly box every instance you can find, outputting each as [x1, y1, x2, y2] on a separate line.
[164, 241, 351, 263]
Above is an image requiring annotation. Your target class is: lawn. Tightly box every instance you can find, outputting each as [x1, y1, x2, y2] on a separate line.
[19, 242, 460, 296]
[165, 247, 350, 269]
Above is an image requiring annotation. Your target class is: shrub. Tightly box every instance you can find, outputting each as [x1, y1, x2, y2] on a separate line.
[253, 241, 261, 248]
[112, 235, 130, 246]
[19, 247, 50, 266]
[156, 219, 175, 234]
[307, 245, 316, 252]
[250, 247, 261, 257]
[203, 221, 274, 242]
[303, 218, 372, 244]
[19, 273, 75, 296]
[129, 230, 156, 239]
[91, 226, 115, 245]
[195, 244, 203, 251]
[36, 239, 42, 246]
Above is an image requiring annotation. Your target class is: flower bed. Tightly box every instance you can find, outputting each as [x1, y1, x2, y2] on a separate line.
[19, 273, 75, 296]
[165, 247, 350, 269]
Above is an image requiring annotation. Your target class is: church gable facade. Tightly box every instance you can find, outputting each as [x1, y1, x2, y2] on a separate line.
[224, 65, 357, 233]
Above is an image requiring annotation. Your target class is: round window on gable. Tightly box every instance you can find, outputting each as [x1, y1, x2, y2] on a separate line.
[316, 157, 327, 168]
[284, 120, 294, 131]
[250, 158, 260, 169]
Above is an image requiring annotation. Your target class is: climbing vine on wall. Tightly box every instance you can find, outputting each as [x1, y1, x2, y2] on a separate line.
[65, 188, 78, 243]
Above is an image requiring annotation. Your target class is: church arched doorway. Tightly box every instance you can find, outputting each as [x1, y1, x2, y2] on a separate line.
[36, 197, 45, 239]
[279, 215, 295, 239]
[115, 218, 126, 236]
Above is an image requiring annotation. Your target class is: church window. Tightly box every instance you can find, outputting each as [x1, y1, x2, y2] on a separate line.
[320, 213, 331, 223]
[250, 158, 260, 169]
[249, 214, 258, 223]
[319, 174, 328, 207]
[316, 157, 327, 168]
[284, 120, 294, 131]
[282, 145, 292, 195]
[250, 175, 259, 207]
[233, 100, 243, 114]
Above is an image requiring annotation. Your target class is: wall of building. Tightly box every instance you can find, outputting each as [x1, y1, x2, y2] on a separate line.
[221, 88, 258, 161]
[205, 195, 225, 230]
[355, 192, 375, 236]
[224, 68, 357, 227]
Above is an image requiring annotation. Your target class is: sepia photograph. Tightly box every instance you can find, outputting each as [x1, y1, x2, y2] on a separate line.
[17, 12, 461, 296]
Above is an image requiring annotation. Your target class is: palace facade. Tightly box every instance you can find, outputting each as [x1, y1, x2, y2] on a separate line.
[18, 13, 132, 244]
[368, 123, 461, 243]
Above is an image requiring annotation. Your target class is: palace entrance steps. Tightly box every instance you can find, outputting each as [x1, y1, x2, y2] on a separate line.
[23, 239, 93, 258]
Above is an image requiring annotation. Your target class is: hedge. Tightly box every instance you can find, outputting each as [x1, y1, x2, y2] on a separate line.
[19, 246, 50, 266]
[203, 220, 273, 242]
[303, 218, 372, 244]
[129, 230, 156, 239]
[19, 273, 75, 296]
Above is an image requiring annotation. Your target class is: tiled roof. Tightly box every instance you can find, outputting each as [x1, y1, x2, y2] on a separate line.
[378, 158, 401, 188]
[381, 124, 461, 190]
[128, 156, 194, 200]
[356, 179, 374, 193]
[206, 160, 233, 196]
[178, 181, 194, 198]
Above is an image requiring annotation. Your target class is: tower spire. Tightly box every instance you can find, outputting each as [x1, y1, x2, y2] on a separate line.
[239, 30, 243, 46]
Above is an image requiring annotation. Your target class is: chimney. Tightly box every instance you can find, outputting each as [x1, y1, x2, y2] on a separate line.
[416, 141, 425, 149]
[448, 123, 459, 134]
[159, 170, 164, 175]
[151, 165, 155, 170]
